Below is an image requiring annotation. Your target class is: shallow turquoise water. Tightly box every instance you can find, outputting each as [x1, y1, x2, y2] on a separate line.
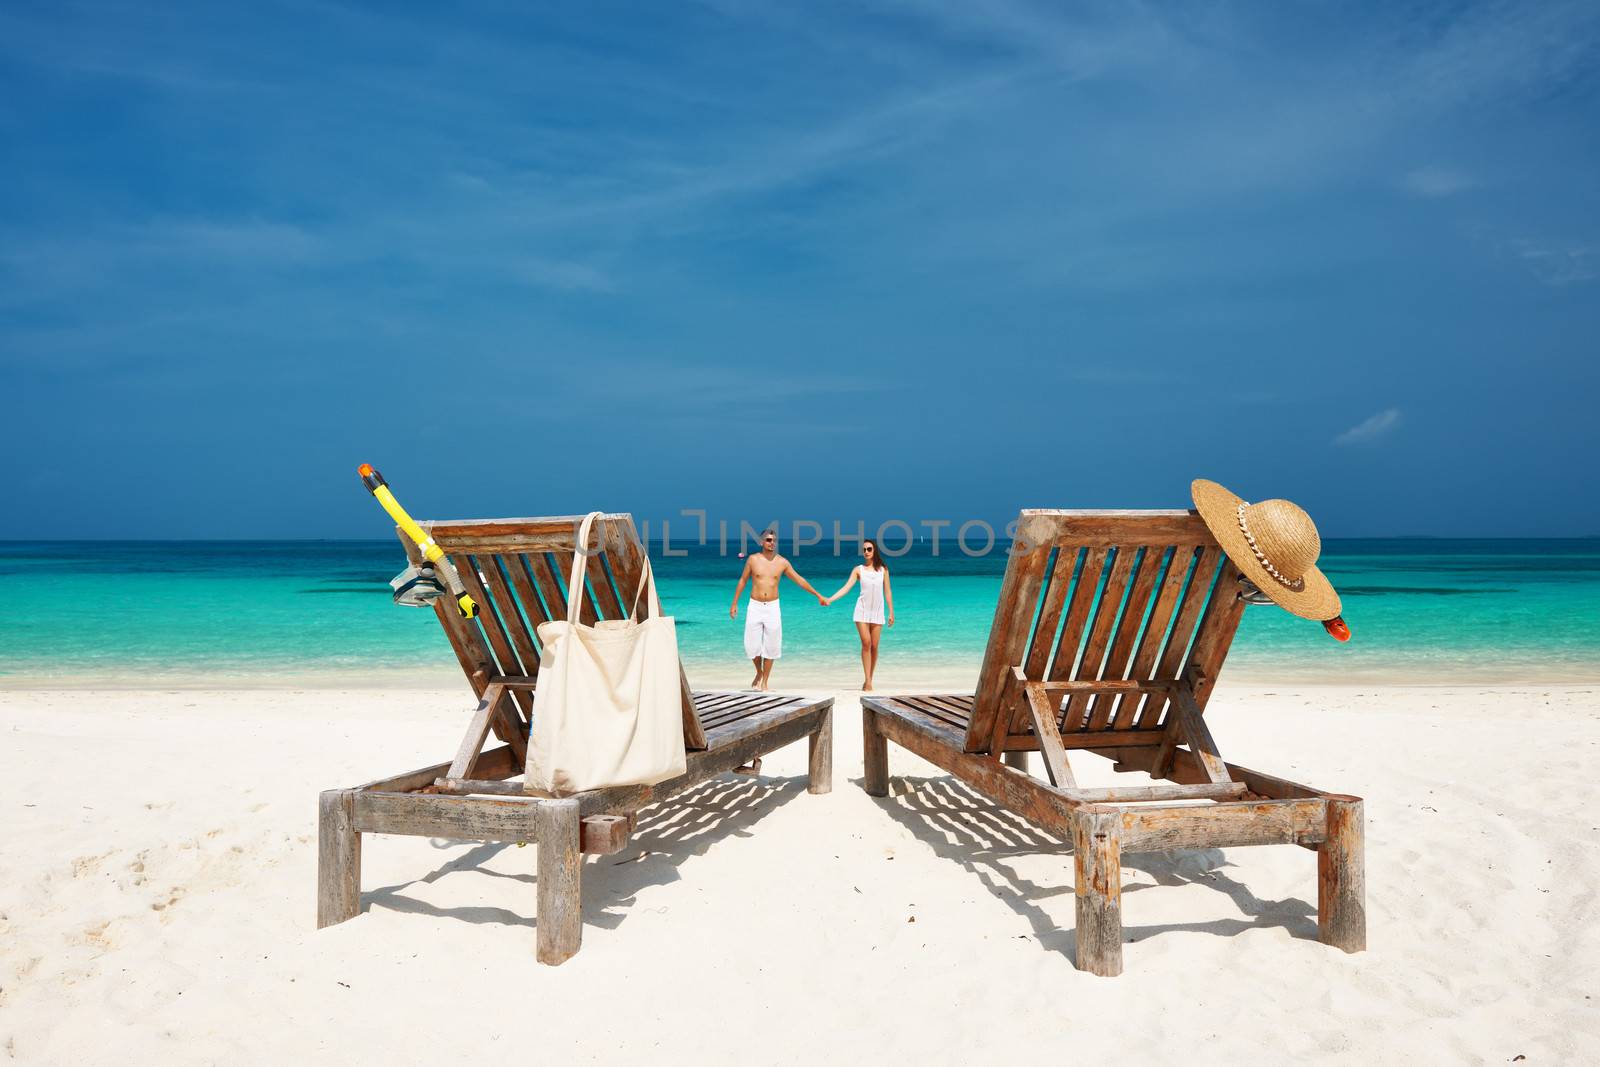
[1, 539, 1597, 687]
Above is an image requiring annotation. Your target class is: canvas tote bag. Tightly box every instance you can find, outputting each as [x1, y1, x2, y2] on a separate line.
[527, 512, 687, 796]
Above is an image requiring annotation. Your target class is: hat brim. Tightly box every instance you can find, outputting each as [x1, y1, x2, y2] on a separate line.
[1191, 479, 1341, 621]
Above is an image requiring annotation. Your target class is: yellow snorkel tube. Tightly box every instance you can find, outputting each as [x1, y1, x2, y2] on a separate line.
[358, 463, 478, 619]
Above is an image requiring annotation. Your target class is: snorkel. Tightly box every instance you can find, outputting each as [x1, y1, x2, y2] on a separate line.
[358, 464, 478, 619]
[1239, 577, 1350, 642]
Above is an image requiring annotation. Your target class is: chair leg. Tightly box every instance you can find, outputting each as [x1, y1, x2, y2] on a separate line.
[317, 790, 361, 928]
[1318, 796, 1366, 953]
[862, 707, 889, 797]
[1072, 808, 1124, 977]
[536, 798, 583, 965]
[808, 706, 833, 794]
[1002, 750, 1030, 773]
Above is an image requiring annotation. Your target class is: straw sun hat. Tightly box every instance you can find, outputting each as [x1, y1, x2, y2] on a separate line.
[1191, 479, 1341, 621]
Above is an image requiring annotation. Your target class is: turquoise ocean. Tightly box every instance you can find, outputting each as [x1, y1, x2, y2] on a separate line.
[2, 539, 1598, 690]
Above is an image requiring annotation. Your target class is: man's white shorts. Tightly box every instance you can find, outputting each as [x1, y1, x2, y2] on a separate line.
[744, 599, 782, 660]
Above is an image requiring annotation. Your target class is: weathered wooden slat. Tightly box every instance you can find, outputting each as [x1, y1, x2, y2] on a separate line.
[1118, 799, 1327, 851]
[1066, 782, 1247, 803]
[1086, 546, 1166, 729]
[495, 675, 538, 688]
[887, 697, 966, 731]
[448, 683, 505, 779]
[1001, 729, 1165, 751]
[1024, 545, 1081, 678]
[924, 694, 975, 718]
[586, 550, 625, 620]
[1011, 509, 1211, 550]
[506, 555, 556, 633]
[900, 696, 970, 730]
[427, 534, 595, 554]
[355, 791, 539, 840]
[1111, 545, 1197, 728]
[1022, 672, 1076, 788]
[696, 699, 761, 724]
[693, 692, 748, 713]
[900, 695, 949, 716]
[1163, 684, 1231, 783]
[1180, 559, 1246, 714]
[453, 555, 534, 721]
[431, 777, 525, 796]
[355, 744, 518, 793]
[973, 538, 1052, 754]
[455, 555, 525, 676]
[480, 556, 543, 675]
[1063, 547, 1138, 729]
[428, 513, 621, 543]
[549, 550, 601, 626]
[1136, 546, 1222, 729]
[1030, 679, 1175, 695]
[1046, 546, 1108, 683]
[698, 695, 793, 728]
[692, 698, 819, 748]
[528, 551, 570, 621]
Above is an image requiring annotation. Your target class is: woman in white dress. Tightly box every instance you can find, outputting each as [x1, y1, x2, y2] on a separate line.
[822, 539, 895, 691]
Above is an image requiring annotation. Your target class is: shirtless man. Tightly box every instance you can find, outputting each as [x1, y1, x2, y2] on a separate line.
[730, 529, 825, 691]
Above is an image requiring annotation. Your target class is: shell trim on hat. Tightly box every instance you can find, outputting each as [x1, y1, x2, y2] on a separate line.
[1236, 502, 1306, 592]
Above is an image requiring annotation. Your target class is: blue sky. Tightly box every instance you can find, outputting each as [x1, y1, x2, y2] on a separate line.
[3, 1, 1598, 538]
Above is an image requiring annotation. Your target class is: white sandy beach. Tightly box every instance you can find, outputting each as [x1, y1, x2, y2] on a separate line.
[3, 683, 1598, 1065]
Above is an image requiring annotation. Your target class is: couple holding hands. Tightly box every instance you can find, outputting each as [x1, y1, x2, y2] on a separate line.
[730, 531, 895, 692]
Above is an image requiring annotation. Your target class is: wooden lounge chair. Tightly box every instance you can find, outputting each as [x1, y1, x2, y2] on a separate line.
[317, 513, 834, 964]
[859, 509, 1365, 977]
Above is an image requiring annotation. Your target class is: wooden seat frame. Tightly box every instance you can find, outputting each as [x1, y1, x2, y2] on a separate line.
[317, 513, 834, 964]
[860, 509, 1365, 976]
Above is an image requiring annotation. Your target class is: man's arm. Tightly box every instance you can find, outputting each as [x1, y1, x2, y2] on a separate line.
[784, 559, 825, 604]
[731, 558, 752, 619]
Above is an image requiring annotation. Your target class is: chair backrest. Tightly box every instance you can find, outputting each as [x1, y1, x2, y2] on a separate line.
[965, 510, 1245, 754]
[400, 513, 705, 749]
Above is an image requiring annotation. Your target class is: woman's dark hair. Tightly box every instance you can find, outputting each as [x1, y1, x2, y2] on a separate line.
[862, 538, 886, 571]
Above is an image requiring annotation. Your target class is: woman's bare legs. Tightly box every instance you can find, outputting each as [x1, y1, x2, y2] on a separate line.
[867, 624, 882, 689]
[858, 621, 883, 690]
[864, 617, 876, 694]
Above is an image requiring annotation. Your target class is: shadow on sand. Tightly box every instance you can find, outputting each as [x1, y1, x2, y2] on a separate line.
[361, 772, 805, 932]
[869, 774, 1318, 959]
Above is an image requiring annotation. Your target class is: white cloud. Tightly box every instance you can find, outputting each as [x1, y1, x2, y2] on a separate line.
[1335, 408, 1402, 445]
[1403, 167, 1475, 197]
[1512, 240, 1596, 286]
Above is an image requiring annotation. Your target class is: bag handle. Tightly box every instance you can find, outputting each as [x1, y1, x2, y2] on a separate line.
[566, 511, 604, 626]
[628, 554, 663, 621]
